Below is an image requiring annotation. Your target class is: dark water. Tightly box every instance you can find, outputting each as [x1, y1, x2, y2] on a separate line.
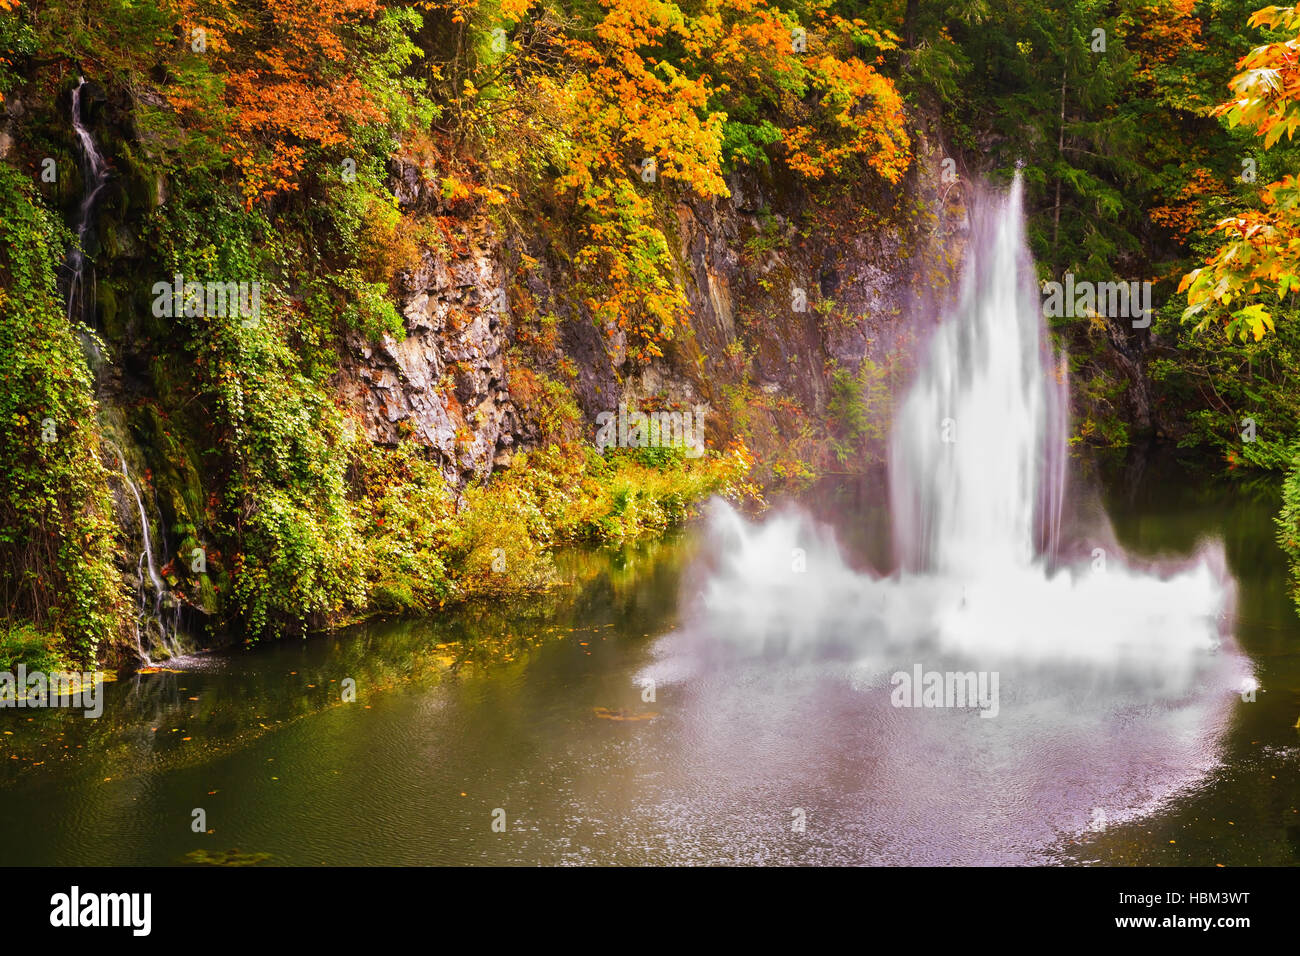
[0, 459, 1296, 866]
[1066, 457, 1300, 865]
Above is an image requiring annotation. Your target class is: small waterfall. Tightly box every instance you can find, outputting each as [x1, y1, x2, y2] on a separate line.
[64, 76, 109, 331]
[64, 80, 185, 662]
[107, 445, 180, 662]
[890, 175, 1068, 574]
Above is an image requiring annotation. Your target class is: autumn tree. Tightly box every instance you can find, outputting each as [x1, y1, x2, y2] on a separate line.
[1180, 4, 1300, 342]
[169, 0, 407, 207]
[541, 0, 911, 360]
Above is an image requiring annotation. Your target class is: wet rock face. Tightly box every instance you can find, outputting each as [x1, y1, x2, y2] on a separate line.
[654, 159, 949, 440]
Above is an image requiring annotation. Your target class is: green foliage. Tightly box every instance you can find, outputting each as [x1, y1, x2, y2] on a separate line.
[144, 175, 367, 638]
[618, 443, 687, 469]
[721, 117, 783, 171]
[0, 621, 72, 674]
[827, 359, 887, 466]
[1070, 370, 1132, 448]
[1276, 446, 1300, 615]
[1149, 290, 1300, 466]
[440, 475, 555, 594]
[318, 269, 406, 344]
[351, 438, 457, 613]
[504, 356, 584, 445]
[312, 163, 411, 344]
[0, 165, 124, 664]
[560, 447, 746, 540]
[0, 8, 37, 97]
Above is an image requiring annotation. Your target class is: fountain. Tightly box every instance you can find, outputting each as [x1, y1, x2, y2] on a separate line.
[891, 176, 1067, 575]
[643, 176, 1252, 863]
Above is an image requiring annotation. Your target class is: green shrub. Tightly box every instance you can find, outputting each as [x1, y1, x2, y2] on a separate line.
[0, 622, 72, 674]
[0, 165, 124, 663]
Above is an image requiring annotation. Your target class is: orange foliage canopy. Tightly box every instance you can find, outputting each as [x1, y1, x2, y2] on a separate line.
[1180, 5, 1300, 341]
[0, 0, 16, 102]
[170, 0, 389, 207]
[552, 0, 910, 359]
[1150, 168, 1227, 240]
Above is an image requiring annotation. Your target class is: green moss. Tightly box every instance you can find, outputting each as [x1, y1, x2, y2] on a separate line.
[184, 848, 273, 867]
[98, 281, 121, 338]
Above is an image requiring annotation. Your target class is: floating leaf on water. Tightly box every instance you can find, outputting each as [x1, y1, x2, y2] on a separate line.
[184, 848, 272, 867]
[592, 707, 658, 722]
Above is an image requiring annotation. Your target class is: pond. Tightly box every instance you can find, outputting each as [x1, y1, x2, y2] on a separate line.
[0, 454, 1296, 866]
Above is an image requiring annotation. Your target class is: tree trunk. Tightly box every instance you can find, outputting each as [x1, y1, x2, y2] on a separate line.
[904, 0, 920, 47]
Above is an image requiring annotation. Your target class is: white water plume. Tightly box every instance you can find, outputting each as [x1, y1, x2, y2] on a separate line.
[891, 176, 1067, 574]
[647, 176, 1250, 862]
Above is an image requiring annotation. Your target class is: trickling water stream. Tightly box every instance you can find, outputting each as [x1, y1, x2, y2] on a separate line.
[62, 78, 183, 662]
[65, 76, 109, 330]
[107, 444, 179, 663]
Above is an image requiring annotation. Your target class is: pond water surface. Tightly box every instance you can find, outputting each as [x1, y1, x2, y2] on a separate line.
[0, 458, 1296, 866]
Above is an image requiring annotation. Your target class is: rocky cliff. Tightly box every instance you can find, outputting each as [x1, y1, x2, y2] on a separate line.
[333, 134, 963, 487]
